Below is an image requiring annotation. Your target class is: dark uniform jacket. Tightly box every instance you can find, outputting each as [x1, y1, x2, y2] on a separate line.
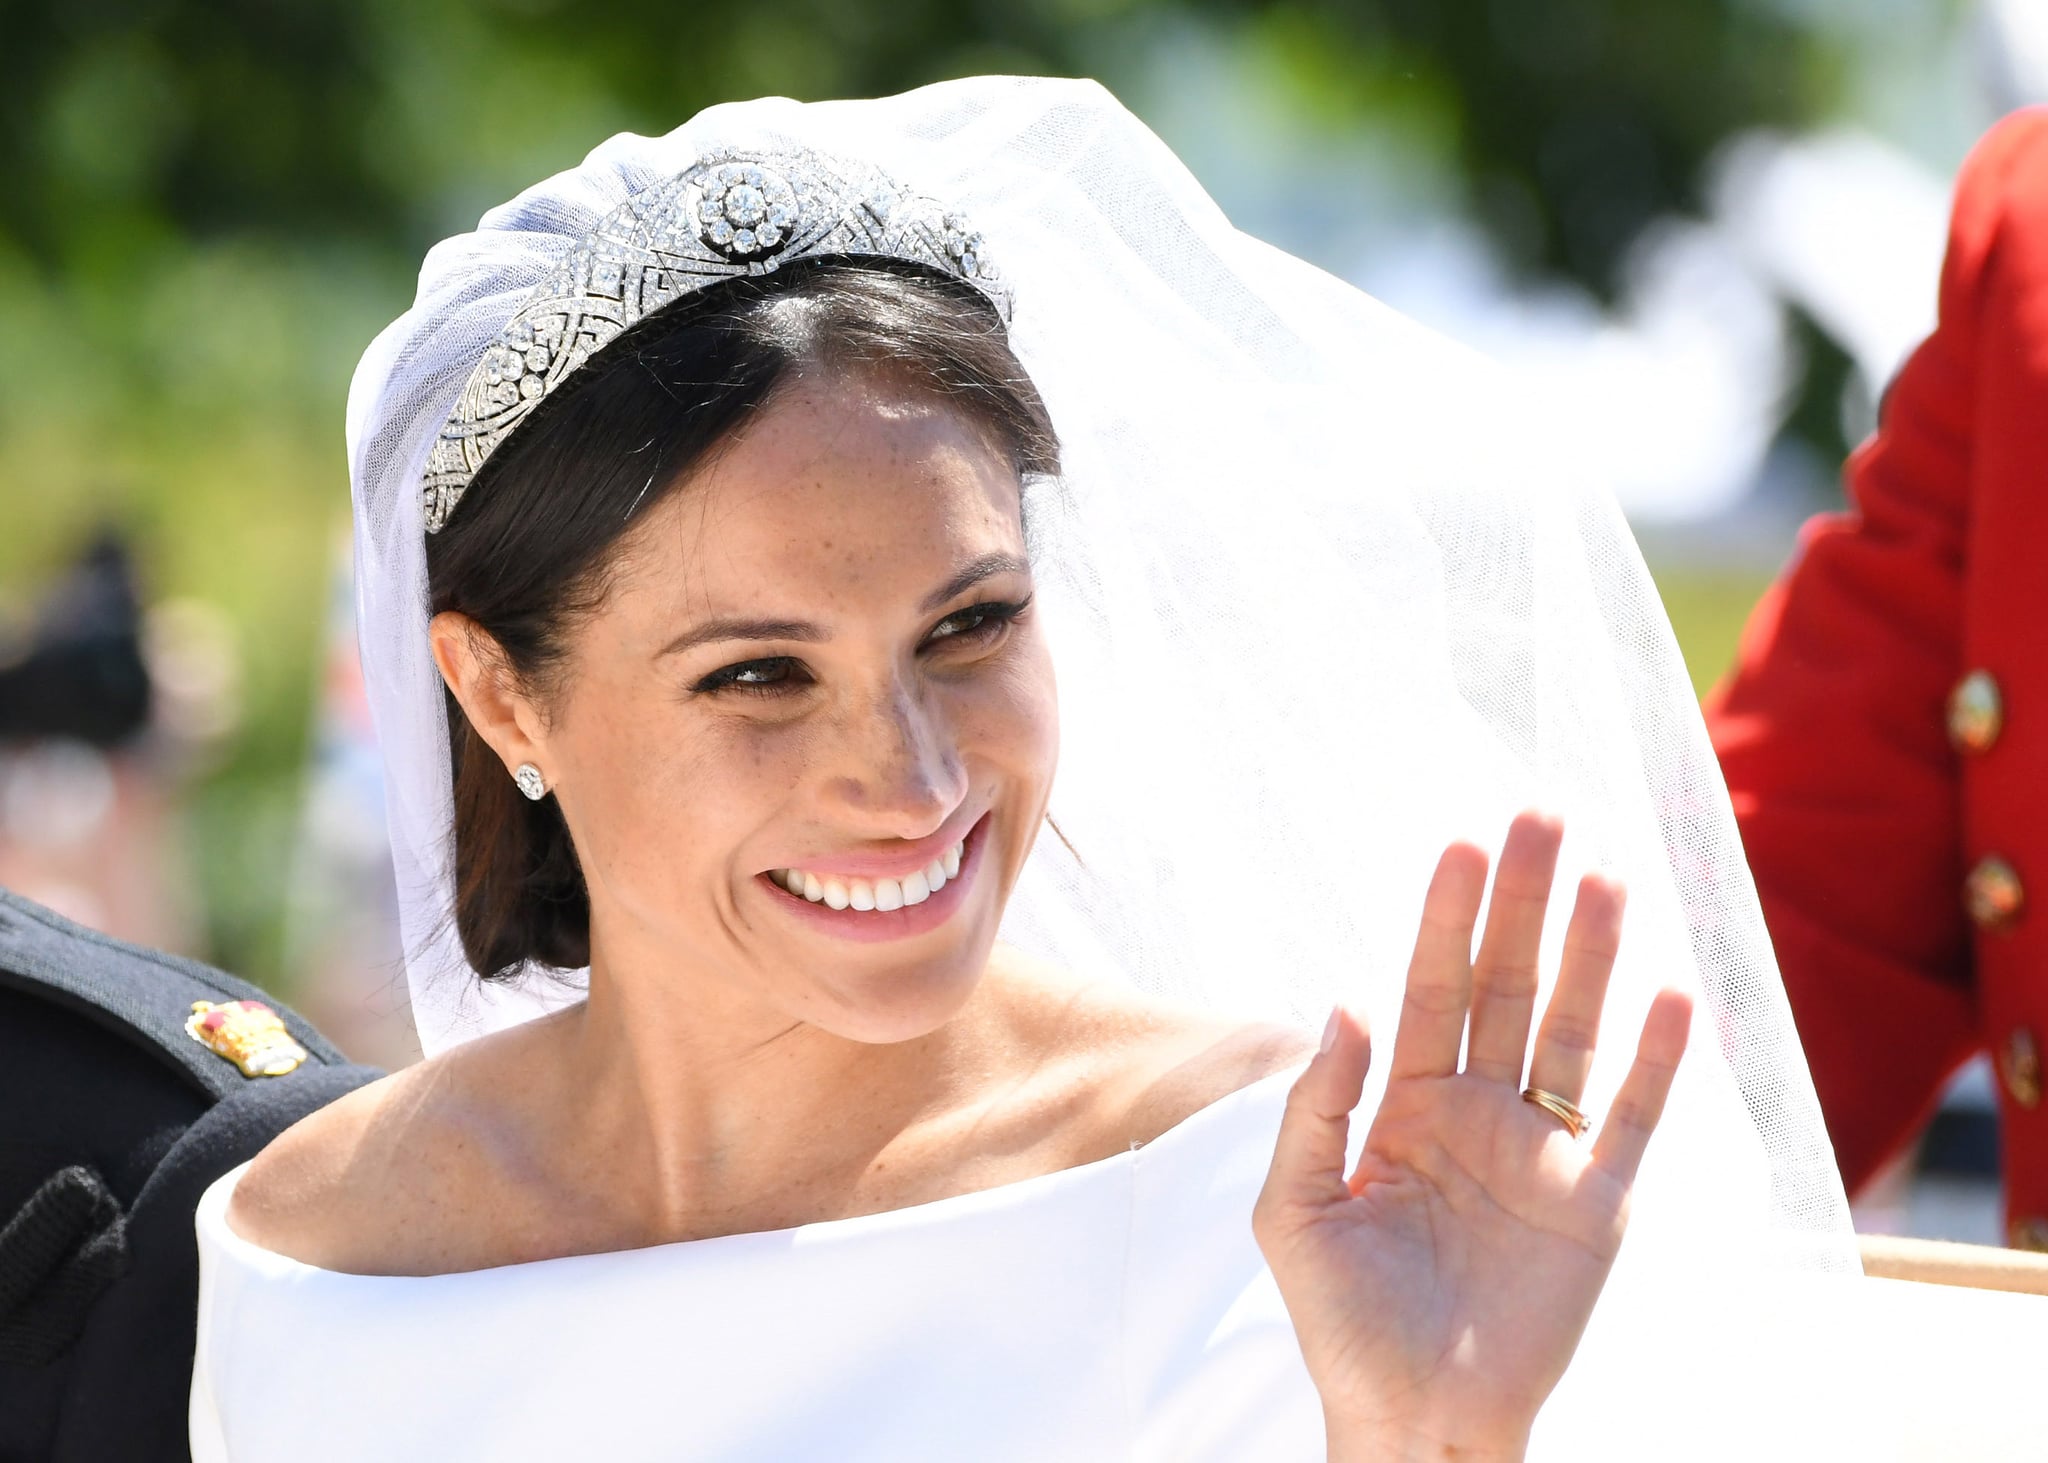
[0, 887, 379, 1461]
[1705, 109, 2048, 1244]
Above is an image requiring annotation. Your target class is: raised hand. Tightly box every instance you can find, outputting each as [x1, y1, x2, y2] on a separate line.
[1252, 812, 1693, 1463]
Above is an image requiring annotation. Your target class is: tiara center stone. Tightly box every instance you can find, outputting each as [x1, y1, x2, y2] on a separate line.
[696, 161, 800, 260]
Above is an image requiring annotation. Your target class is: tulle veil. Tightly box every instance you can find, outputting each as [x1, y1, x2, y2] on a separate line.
[345, 75, 1875, 1457]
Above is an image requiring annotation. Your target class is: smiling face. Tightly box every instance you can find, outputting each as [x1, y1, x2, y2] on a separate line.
[511, 369, 1057, 1043]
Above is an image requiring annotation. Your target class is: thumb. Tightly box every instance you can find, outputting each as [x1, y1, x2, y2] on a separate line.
[1261, 1005, 1372, 1214]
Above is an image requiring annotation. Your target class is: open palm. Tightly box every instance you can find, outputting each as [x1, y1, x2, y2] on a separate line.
[1253, 813, 1693, 1462]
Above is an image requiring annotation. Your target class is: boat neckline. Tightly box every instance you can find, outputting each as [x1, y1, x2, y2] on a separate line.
[200, 1057, 1309, 1282]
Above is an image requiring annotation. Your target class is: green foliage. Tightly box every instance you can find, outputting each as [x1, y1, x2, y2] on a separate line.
[1648, 563, 1778, 700]
[1221, 1, 1846, 294]
[2, 0, 1842, 287]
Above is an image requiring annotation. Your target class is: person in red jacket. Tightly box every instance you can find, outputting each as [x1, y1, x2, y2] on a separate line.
[1706, 108, 2048, 1248]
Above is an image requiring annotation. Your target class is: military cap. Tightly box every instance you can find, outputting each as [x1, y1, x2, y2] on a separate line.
[0, 885, 381, 1462]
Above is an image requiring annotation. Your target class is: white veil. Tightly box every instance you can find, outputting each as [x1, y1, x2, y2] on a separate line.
[346, 77, 1858, 1366]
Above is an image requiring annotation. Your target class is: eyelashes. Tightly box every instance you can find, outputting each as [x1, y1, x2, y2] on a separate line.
[690, 596, 1034, 698]
[691, 658, 807, 696]
[926, 596, 1033, 644]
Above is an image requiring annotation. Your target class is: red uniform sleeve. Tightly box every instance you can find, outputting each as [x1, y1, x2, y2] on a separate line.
[1703, 111, 2048, 1193]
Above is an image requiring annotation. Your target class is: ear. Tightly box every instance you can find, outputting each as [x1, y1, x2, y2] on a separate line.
[428, 611, 550, 780]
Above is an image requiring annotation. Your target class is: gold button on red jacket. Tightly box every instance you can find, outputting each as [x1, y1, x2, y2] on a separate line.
[1706, 109, 2048, 1223]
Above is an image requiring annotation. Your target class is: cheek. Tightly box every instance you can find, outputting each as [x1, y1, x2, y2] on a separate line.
[948, 639, 1059, 780]
[551, 695, 784, 906]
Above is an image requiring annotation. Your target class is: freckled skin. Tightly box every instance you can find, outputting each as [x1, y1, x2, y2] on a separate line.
[547, 371, 1060, 1044]
[230, 369, 1309, 1276]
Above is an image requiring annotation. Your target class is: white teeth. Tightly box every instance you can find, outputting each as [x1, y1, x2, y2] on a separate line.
[771, 836, 965, 913]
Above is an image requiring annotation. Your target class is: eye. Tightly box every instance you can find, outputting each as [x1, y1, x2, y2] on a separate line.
[926, 595, 1033, 646]
[693, 657, 804, 696]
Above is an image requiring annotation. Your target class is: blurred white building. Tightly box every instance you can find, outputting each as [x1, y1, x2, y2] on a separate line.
[1140, 0, 2042, 535]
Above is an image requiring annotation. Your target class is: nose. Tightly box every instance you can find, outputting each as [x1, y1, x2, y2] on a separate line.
[824, 675, 968, 839]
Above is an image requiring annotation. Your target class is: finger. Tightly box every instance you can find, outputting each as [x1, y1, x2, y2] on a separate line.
[1525, 872, 1626, 1107]
[1463, 810, 1564, 1085]
[1261, 1005, 1373, 1208]
[1385, 842, 1488, 1082]
[1590, 986, 1693, 1181]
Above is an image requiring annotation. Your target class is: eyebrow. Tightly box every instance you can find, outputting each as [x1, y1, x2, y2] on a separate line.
[919, 551, 1031, 613]
[657, 551, 1031, 660]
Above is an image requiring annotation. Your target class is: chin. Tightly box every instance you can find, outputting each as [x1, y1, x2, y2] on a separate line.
[809, 949, 990, 1046]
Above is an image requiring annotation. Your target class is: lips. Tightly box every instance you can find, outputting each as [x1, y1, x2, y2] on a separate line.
[769, 837, 963, 912]
[758, 811, 989, 942]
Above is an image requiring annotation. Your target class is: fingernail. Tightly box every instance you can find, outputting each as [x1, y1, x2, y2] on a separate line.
[1320, 1005, 1342, 1054]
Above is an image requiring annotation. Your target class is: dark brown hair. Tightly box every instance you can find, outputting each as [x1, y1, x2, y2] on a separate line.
[424, 259, 1060, 981]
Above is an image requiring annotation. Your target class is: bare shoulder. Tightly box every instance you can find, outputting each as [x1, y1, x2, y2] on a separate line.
[225, 1027, 544, 1275]
[988, 947, 1315, 1155]
[1107, 1007, 1313, 1148]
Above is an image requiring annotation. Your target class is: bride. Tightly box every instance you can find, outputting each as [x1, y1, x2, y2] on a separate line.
[190, 77, 1852, 1460]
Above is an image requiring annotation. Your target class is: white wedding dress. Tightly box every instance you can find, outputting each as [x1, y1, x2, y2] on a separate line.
[190, 1065, 1328, 1462]
[189, 1058, 2033, 1463]
[195, 1049, 2048, 1458]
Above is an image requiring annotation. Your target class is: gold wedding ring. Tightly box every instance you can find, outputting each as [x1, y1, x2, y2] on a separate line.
[1522, 1086, 1591, 1139]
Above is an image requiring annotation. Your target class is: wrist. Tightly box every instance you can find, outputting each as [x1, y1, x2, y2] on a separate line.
[1324, 1413, 1529, 1463]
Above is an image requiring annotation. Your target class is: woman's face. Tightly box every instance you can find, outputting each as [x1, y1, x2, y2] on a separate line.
[530, 369, 1056, 1043]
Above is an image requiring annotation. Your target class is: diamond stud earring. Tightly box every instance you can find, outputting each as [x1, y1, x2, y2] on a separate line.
[512, 763, 548, 801]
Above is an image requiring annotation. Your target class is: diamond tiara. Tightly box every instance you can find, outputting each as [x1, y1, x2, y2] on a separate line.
[420, 147, 1011, 534]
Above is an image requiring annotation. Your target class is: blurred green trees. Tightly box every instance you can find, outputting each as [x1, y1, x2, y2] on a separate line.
[4, 0, 1844, 287]
[0, 0, 1855, 983]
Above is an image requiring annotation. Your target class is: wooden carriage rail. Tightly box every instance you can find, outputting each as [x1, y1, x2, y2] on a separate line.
[1858, 1233, 2048, 1296]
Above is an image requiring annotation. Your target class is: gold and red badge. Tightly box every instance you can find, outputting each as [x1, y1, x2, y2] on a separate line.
[185, 1000, 309, 1078]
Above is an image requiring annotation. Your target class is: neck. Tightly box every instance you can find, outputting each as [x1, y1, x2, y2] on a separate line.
[544, 917, 1007, 1235]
